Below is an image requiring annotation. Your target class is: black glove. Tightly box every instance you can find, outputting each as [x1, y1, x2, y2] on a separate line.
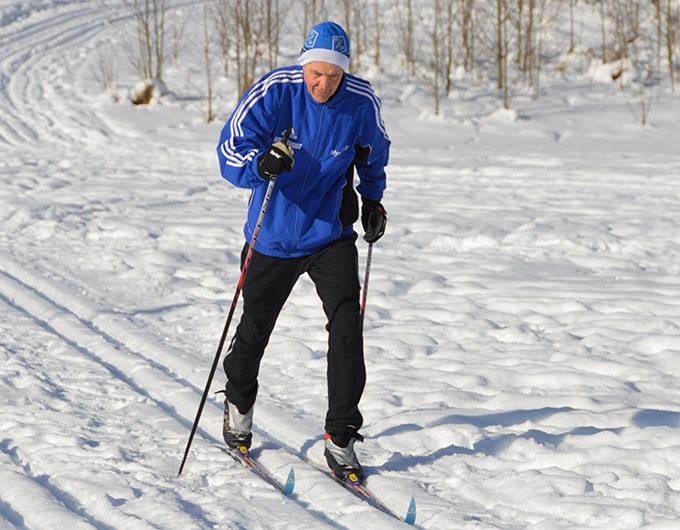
[257, 140, 294, 180]
[361, 199, 387, 243]
[354, 144, 370, 164]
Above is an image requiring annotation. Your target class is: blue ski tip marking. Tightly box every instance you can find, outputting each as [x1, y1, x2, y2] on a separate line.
[283, 467, 295, 495]
[405, 496, 417, 525]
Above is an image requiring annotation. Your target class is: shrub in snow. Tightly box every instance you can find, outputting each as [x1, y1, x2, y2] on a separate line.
[130, 79, 169, 105]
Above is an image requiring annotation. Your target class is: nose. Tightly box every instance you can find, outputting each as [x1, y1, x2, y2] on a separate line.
[317, 77, 329, 92]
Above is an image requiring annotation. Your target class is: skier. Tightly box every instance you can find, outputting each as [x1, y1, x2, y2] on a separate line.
[216, 21, 390, 484]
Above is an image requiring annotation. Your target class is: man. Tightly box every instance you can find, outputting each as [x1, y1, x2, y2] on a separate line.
[216, 21, 390, 485]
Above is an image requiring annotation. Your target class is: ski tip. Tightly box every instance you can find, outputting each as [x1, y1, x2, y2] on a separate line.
[283, 467, 295, 496]
[405, 496, 417, 525]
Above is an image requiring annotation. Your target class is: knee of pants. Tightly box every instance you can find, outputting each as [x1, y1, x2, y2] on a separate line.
[237, 308, 280, 345]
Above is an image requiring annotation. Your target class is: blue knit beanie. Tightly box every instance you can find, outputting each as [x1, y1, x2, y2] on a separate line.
[299, 21, 350, 71]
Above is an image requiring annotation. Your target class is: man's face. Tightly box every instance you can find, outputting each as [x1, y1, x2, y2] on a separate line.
[303, 62, 344, 103]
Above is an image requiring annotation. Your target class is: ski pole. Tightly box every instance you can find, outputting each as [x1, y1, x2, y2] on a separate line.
[360, 242, 373, 326]
[178, 128, 292, 476]
[178, 174, 278, 478]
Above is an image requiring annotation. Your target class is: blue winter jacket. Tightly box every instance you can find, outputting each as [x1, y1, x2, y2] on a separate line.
[217, 65, 390, 258]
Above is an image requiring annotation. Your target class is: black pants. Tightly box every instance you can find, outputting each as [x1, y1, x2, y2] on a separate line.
[223, 235, 365, 441]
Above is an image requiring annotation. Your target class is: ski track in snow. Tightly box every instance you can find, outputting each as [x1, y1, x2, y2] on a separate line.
[2, 1, 680, 529]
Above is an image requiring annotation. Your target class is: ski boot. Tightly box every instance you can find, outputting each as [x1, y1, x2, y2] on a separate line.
[222, 397, 253, 456]
[324, 432, 364, 486]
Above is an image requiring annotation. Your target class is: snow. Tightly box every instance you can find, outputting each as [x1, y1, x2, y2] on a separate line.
[2, 0, 680, 528]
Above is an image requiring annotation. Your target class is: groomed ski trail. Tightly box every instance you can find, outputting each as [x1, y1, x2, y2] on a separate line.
[0, 254, 446, 528]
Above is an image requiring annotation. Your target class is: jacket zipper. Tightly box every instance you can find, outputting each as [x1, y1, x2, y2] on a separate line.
[289, 104, 325, 254]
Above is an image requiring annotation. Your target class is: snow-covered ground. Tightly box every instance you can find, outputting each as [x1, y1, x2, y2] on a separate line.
[2, 1, 680, 528]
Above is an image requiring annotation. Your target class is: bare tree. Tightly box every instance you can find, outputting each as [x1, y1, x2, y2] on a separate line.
[264, 0, 282, 70]
[168, 6, 188, 66]
[125, 0, 168, 81]
[371, 1, 387, 67]
[519, 0, 551, 97]
[355, 0, 370, 70]
[624, 4, 657, 126]
[304, 0, 328, 31]
[493, 0, 512, 107]
[91, 47, 117, 92]
[458, 0, 476, 73]
[210, 0, 289, 98]
[599, 0, 609, 62]
[444, 0, 456, 95]
[651, 0, 663, 75]
[530, 0, 552, 98]
[419, 1, 445, 113]
[203, 4, 215, 123]
[212, 0, 232, 79]
[229, 0, 273, 96]
[394, 0, 416, 79]
[666, 0, 677, 91]
[568, 0, 576, 52]
[516, 0, 525, 67]
[234, 0, 252, 95]
[612, 0, 641, 64]
[523, 0, 536, 79]
[340, 0, 363, 70]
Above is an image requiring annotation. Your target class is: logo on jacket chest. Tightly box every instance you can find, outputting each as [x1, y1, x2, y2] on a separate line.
[330, 144, 351, 157]
[279, 128, 350, 158]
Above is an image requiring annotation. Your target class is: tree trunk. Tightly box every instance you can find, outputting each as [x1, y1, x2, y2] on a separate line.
[600, 0, 608, 63]
[667, 0, 676, 92]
